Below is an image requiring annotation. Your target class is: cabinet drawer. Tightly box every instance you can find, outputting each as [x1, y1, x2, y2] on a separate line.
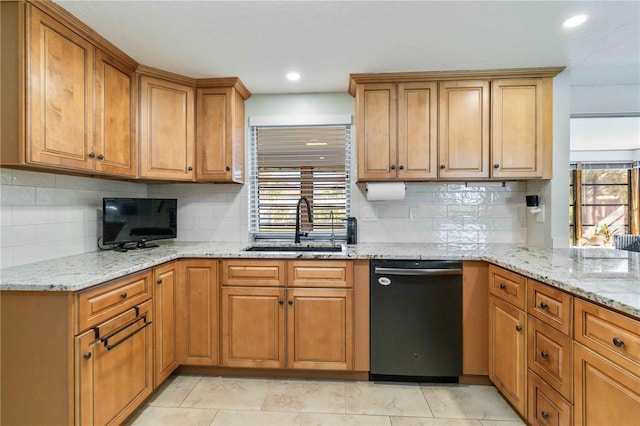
[575, 298, 640, 372]
[287, 261, 353, 288]
[221, 259, 285, 286]
[77, 271, 152, 332]
[528, 316, 573, 402]
[489, 264, 526, 310]
[527, 370, 573, 426]
[528, 280, 573, 336]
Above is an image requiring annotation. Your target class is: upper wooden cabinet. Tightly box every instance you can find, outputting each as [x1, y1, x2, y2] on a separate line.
[138, 73, 195, 181]
[94, 49, 137, 177]
[1, 2, 138, 178]
[356, 82, 438, 181]
[349, 68, 563, 182]
[439, 80, 490, 179]
[492, 78, 551, 179]
[196, 80, 249, 183]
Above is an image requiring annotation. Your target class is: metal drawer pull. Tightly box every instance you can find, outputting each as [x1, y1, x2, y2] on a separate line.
[613, 337, 624, 347]
[374, 267, 462, 276]
[98, 313, 151, 351]
[499, 283, 506, 289]
[541, 411, 549, 419]
[515, 325, 522, 332]
[541, 351, 549, 359]
[540, 302, 548, 309]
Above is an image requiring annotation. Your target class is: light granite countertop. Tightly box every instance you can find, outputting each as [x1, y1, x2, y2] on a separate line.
[1, 241, 638, 319]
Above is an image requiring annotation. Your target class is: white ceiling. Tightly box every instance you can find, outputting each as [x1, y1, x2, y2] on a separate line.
[55, 1, 640, 95]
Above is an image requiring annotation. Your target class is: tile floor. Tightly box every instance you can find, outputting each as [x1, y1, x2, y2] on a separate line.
[126, 375, 525, 426]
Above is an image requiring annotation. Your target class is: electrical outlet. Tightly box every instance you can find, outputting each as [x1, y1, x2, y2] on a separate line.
[409, 208, 417, 221]
[362, 206, 377, 221]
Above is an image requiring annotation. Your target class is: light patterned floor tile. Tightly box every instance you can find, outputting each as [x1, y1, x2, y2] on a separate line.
[346, 381, 433, 417]
[262, 379, 346, 413]
[180, 376, 270, 410]
[126, 406, 217, 425]
[211, 409, 303, 425]
[147, 375, 202, 407]
[420, 384, 521, 421]
[302, 412, 392, 425]
[391, 417, 483, 426]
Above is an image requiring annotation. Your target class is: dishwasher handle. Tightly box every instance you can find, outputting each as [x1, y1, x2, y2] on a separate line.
[374, 267, 462, 276]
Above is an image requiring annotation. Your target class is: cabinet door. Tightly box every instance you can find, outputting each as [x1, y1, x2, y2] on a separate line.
[492, 78, 545, 179]
[94, 49, 136, 177]
[27, 5, 94, 170]
[153, 262, 179, 386]
[287, 288, 353, 370]
[397, 82, 438, 180]
[196, 87, 244, 182]
[438, 80, 490, 179]
[356, 83, 397, 181]
[220, 287, 286, 368]
[574, 343, 640, 426]
[75, 300, 153, 426]
[180, 259, 218, 366]
[489, 295, 527, 417]
[139, 75, 195, 180]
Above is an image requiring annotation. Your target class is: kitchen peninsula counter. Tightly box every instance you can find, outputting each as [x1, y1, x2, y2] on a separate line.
[1, 241, 638, 318]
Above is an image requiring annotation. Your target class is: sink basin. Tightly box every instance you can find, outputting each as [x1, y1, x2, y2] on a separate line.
[244, 245, 343, 253]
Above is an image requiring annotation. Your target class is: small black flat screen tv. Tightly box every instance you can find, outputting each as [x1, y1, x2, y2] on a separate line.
[102, 198, 177, 249]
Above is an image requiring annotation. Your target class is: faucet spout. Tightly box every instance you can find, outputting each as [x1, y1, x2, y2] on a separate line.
[295, 196, 313, 243]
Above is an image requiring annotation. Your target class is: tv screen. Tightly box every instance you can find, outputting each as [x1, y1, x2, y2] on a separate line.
[102, 198, 177, 248]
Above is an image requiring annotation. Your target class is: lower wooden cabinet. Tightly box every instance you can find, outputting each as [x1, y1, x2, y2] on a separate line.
[489, 294, 527, 416]
[220, 286, 286, 368]
[528, 370, 573, 426]
[287, 288, 353, 370]
[573, 343, 640, 426]
[180, 259, 219, 366]
[75, 300, 153, 425]
[153, 262, 180, 386]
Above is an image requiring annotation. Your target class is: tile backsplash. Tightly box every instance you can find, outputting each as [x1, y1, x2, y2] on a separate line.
[351, 181, 527, 246]
[1, 169, 146, 268]
[1, 169, 529, 268]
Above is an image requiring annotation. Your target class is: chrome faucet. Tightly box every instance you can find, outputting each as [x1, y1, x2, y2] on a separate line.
[295, 196, 313, 243]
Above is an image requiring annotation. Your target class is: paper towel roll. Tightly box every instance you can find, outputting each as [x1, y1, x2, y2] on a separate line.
[366, 182, 406, 201]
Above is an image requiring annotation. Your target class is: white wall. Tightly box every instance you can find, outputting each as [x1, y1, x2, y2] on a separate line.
[571, 85, 640, 114]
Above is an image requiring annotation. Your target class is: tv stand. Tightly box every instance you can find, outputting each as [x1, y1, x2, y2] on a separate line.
[114, 241, 159, 252]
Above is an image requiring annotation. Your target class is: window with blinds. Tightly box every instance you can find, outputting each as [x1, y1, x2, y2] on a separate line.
[249, 123, 351, 240]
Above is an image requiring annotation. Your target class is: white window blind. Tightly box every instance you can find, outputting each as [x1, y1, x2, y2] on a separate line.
[249, 123, 351, 240]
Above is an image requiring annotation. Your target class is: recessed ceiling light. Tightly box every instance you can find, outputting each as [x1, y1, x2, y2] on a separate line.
[563, 14, 588, 28]
[287, 72, 301, 81]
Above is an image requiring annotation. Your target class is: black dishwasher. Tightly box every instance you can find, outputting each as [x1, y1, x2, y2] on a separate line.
[370, 259, 462, 382]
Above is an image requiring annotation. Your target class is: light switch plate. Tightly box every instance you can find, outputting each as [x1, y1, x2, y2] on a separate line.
[362, 206, 377, 221]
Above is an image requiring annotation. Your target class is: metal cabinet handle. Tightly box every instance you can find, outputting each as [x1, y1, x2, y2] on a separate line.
[613, 337, 624, 347]
[187, 166, 193, 171]
[541, 351, 549, 359]
[499, 283, 506, 289]
[440, 164, 446, 169]
[515, 325, 522, 332]
[97, 154, 104, 160]
[156, 278, 163, 284]
[390, 164, 396, 170]
[226, 166, 231, 171]
[288, 300, 293, 306]
[399, 165, 404, 170]
[88, 152, 96, 159]
[83, 352, 92, 360]
[120, 292, 127, 299]
[279, 300, 284, 305]
[540, 302, 548, 309]
[494, 164, 500, 169]
[541, 411, 549, 419]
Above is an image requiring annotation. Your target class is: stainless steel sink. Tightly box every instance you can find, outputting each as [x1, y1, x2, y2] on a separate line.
[243, 245, 343, 253]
